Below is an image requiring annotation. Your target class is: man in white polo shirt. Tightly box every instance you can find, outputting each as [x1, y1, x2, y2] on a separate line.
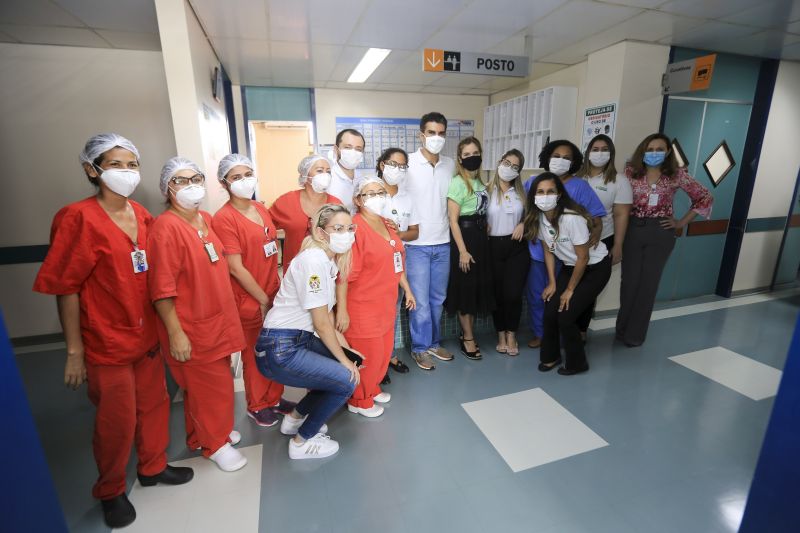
[404, 112, 456, 370]
[327, 128, 365, 213]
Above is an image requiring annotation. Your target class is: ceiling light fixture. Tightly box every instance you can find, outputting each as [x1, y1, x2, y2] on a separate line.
[347, 48, 391, 83]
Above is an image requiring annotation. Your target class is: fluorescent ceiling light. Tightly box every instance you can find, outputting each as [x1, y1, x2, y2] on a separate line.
[347, 48, 391, 83]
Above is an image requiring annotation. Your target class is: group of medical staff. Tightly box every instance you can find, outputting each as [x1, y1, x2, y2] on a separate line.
[34, 109, 712, 528]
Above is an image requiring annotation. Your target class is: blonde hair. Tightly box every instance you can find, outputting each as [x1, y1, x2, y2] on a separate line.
[487, 148, 526, 209]
[299, 203, 352, 279]
[455, 136, 483, 195]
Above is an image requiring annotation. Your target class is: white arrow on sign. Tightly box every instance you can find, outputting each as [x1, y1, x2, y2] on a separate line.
[427, 56, 440, 69]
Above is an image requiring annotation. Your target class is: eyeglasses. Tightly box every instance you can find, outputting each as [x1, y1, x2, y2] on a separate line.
[383, 160, 409, 170]
[500, 159, 521, 172]
[324, 224, 357, 234]
[226, 172, 254, 182]
[171, 174, 205, 187]
[359, 191, 387, 200]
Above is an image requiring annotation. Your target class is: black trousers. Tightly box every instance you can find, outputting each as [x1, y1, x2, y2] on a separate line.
[541, 256, 612, 371]
[576, 234, 615, 332]
[489, 236, 530, 332]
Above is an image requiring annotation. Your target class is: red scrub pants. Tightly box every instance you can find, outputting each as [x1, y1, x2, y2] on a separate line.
[242, 325, 285, 412]
[85, 353, 169, 500]
[169, 357, 234, 458]
[346, 326, 395, 409]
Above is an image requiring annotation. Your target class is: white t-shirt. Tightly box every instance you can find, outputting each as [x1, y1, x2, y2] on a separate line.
[583, 174, 632, 240]
[406, 149, 455, 246]
[539, 212, 608, 266]
[264, 247, 338, 332]
[487, 187, 524, 237]
[382, 189, 420, 233]
[327, 160, 356, 213]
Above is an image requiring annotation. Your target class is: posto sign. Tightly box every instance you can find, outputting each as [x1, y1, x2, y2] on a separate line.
[423, 48, 529, 78]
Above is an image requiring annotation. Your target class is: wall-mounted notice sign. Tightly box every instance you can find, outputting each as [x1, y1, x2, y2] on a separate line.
[423, 48, 528, 77]
[661, 53, 716, 95]
[582, 103, 617, 150]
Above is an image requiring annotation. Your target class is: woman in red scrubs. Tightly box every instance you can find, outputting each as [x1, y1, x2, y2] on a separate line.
[268, 154, 342, 270]
[212, 153, 296, 428]
[340, 177, 416, 418]
[33, 134, 193, 529]
[149, 157, 247, 473]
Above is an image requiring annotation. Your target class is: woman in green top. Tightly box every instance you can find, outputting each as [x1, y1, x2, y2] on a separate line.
[446, 136, 495, 360]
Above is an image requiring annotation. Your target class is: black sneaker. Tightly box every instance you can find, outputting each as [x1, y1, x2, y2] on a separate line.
[138, 465, 194, 487]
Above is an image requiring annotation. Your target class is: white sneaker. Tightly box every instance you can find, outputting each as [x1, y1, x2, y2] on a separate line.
[288, 433, 339, 460]
[209, 443, 247, 472]
[279, 414, 328, 436]
[374, 392, 391, 404]
[347, 404, 384, 418]
[229, 430, 241, 445]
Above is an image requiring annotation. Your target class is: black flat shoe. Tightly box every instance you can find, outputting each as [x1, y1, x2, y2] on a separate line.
[389, 359, 410, 374]
[138, 465, 194, 487]
[101, 493, 136, 529]
[557, 365, 589, 376]
[381, 373, 391, 385]
[538, 359, 561, 372]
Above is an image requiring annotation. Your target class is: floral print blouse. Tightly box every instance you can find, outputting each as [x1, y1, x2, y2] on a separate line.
[625, 165, 713, 219]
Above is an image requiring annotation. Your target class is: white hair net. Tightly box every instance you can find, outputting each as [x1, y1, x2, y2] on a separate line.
[159, 157, 203, 196]
[353, 175, 386, 197]
[79, 133, 140, 166]
[297, 154, 328, 186]
[217, 153, 254, 181]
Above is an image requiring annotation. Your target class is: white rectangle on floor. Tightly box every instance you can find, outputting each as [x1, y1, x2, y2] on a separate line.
[462, 388, 608, 473]
[669, 347, 782, 401]
[116, 444, 262, 532]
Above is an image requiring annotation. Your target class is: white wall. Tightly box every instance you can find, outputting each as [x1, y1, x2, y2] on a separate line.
[0, 43, 176, 338]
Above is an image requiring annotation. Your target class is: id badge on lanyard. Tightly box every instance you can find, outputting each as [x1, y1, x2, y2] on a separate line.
[263, 225, 278, 257]
[198, 230, 219, 263]
[503, 194, 515, 214]
[648, 184, 659, 207]
[131, 247, 148, 273]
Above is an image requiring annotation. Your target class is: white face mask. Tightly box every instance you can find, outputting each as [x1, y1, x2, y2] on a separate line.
[497, 165, 518, 182]
[549, 157, 572, 176]
[229, 176, 257, 199]
[172, 184, 206, 209]
[424, 135, 446, 155]
[589, 152, 611, 168]
[310, 172, 332, 193]
[327, 231, 355, 253]
[382, 165, 406, 186]
[363, 195, 387, 214]
[98, 168, 140, 197]
[338, 148, 364, 170]
[535, 194, 558, 211]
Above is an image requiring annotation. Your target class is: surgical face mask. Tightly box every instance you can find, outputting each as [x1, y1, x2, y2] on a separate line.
[461, 155, 482, 172]
[589, 152, 611, 168]
[326, 230, 355, 253]
[497, 165, 518, 182]
[338, 148, 364, 170]
[363, 195, 387, 214]
[382, 165, 406, 186]
[310, 172, 332, 193]
[644, 151, 667, 167]
[229, 176, 257, 199]
[549, 157, 572, 176]
[535, 194, 558, 211]
[424, 135, 446, 155]
[172, 184, 206, 209]
[98, 168, 140, 197]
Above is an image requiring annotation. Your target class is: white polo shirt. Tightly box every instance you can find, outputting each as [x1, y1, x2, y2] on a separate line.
[487, 187, 524, 237]
[539, 212, 608, 266]
[264, 247, 338, 332]
[382, 189, 420, 233]
[405, 149, 455, 246]
[327, 160, 356, 213]
[584, 174, 633, 240]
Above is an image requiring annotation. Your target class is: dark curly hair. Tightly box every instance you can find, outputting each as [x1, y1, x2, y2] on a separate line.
[538, 139, 583, 175]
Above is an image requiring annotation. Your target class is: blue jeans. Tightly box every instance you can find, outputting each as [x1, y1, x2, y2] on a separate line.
[405, 243, 450, 353]
[524, 259, 561, 338]
[256, 329, 355, 440]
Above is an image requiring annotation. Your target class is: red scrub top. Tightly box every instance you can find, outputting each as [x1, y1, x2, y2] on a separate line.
[345, 213, 405, 338]
[212, 201, 280, 329]
[33, 197, 158, 366]
[148, 210, 245, 364]
[268, 190, 342, 270]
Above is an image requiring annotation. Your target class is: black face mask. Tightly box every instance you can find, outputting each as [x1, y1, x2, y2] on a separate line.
[461, 155, 482, 172]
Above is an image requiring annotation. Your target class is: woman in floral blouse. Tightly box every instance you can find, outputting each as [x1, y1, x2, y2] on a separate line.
[616, 133, 713, 347]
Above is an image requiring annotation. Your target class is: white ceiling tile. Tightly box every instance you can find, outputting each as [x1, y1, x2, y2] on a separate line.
[190, 0, 268, 39]
[310, 43, 342, 80]
[0, 24, 110, 47]
[532, 0, 642, 39]
[95, 30, 160, 51]
[424, 27, 511, 52]
[488, 34, 527, 55]
[213, 37, 271, 85]
[721, 0, 800, 28]
[325, 81, 378, 90]
[531, 35, 578, 60]
[327, 45, 369, 82]
[657, 0, 764, 20]
[595, 0, 665, 6]
[266, 0, 309, 43]
[660, 21, 758, 49]
[54, 0, 158, 33]
[709, 29, 800, 58]
[308, 0, 370, 45]
[0, 0, 84, 27]
[372, 83, 426, 93]
[430, 73, 495, 88]
[363, 49, 414, 83]
[420, 85, 474, 94]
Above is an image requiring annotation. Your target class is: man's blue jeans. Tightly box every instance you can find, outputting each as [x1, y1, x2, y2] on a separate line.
[405, 243, 450, 353]
[256, 329, 355, 440]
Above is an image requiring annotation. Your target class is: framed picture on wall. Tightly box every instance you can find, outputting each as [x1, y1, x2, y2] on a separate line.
[671, 138, 689, 168]
[703, 140, 736, 187]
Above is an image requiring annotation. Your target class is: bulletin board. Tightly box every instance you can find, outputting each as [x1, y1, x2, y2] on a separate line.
[334, 116, 475, 172]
